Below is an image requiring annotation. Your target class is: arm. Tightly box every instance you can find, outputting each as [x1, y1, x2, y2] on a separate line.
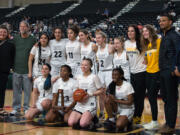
[64, 101, 76, 113]
[28, 54, 35, 78]
[114, 94, 134, 106]
[32, 88, 39, 108]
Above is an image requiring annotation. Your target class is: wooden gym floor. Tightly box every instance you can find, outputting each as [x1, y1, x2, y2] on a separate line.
[1, 89, 180, 135]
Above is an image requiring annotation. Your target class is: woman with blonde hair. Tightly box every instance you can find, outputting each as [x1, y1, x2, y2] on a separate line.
[141, 24, 161, 130]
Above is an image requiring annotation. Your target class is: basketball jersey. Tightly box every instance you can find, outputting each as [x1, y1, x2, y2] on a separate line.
[75, 73, 102, 110]
[81, 42, 96, 60]
[113, 50, 130, 81]
[30, 46, 51, 77]
[52, 78, 78, 107]
[34, 76, 52, 99]
[115, 81, 134, 109]
[49, 39, 66, 67]
[96, 44, 113, 71]
[124, 40, 146, 74]
[81, 42, 97, 74]
[66, 39, 81, 66]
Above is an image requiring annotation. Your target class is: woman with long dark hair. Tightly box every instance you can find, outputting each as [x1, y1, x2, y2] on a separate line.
[28, 33, 51, 80]
[49, 27, 67, 78]
[124, 24, 146, 124]
[25, 64, 52, 120]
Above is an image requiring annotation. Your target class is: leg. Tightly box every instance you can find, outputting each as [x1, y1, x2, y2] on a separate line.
[41, 99, 52, 111]
[146, 72, 160, 121]
[104, 95, 117, 118]
[22, 74, 32, 111]
[0, 72, 9, 109]
[79, 111, 93, 128]
[161, 70, 178, 128]
[64, 110, 72, 123]
[131, 72, 146, 118]
[116, 116, 129, 131]
[25, 107, 40, 120]
[12, 73, 23, 111]
[68, 111, 82, 127]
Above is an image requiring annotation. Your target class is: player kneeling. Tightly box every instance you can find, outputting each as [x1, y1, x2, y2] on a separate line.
[45, 65, 77, 123]
[25, 64, 52, 120]
[68, 58, 103, 129]
[104, 67, 134, 132]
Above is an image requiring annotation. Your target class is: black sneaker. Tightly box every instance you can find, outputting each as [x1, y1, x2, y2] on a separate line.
[103, 119, 116, 130]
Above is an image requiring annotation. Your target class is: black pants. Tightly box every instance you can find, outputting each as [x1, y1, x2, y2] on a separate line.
[0, 72, 9, 108]
[131, 71, 146, 118]
[146, 72, 160, 121]
[160, 70, 178, 128]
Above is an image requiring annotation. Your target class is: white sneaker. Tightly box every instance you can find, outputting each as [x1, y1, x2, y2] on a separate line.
[10, 110, 20, 116]
[143, 121, 159, 130]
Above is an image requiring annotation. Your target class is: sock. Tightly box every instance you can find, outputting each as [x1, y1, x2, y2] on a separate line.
[109, 117, 115, 122]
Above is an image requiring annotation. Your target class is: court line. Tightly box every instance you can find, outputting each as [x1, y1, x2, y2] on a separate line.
[1, 126, 41, 135]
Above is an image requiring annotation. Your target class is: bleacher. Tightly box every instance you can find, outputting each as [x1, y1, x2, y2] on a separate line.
[0, 0, 179, 38]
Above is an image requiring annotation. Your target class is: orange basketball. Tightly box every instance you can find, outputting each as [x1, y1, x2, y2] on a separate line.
[73, 89, 87, 102]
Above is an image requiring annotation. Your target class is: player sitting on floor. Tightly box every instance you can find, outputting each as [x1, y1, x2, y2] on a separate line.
[104, 66, 134, 132]
[25, 64, 52, 120]
[45, 65, 77, 123]
[68, 58, 104, 129]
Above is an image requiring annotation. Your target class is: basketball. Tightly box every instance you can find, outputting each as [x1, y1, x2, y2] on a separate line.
[73, 89, 87, 102]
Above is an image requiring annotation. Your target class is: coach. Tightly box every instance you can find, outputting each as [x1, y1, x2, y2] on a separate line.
[158, 13, 180, 133]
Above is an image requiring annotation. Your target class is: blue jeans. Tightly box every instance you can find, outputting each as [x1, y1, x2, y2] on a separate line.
[12, 72, 32, 111]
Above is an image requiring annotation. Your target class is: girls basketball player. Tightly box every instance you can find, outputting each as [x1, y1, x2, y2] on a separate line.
[66, 25, 81, 76]
[113, 37, 130, 82]
[49, 27, 67, 78]
[45, 65, 77, 123]
[124, 25, 146, 124]
[28, 33, 51, 79]
[95, 31, 114, 118]
[68, 58, 103, 128]
[104, 67, 134, 132]
[25, 64, 52, 120]
[79, 29, 98, 74]
[141, 24, 161, 129]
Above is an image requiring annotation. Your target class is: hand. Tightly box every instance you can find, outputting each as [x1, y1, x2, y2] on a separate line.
[92, 44, 98, 52]
[28, 73, 32, 79]
[34, 42, 39, 47]
[108, 44, 115, 54]
[64, 107, 71, 113]
[31, 104, 36, 108]
[80, 94, 89, 103]
[109, 94, 116, 102]
[58, 89, 63, 94]
[51, 76, 59, 83]
[174, 66, 180, 77]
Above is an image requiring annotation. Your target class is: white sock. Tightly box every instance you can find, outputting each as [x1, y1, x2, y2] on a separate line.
[109, 118, 115, 122]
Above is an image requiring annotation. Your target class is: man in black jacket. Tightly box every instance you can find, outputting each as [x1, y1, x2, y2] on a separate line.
[158, 13, 180, 133]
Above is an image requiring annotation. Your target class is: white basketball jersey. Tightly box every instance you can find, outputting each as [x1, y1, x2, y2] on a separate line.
[34, 76, 52, 99]
[30, 46, 51, 77]
[66, 39, 81, 66]
[52, 78, 78, 107]
[49, 39, 66, 67]
[75, 73, 102, 110]
[96, 44, 113, 71]
[115, 81, 134, 109]
[113, 50, 130, 80]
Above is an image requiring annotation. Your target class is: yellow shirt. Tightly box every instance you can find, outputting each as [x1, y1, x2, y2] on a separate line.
[145, 38, 161, 73]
